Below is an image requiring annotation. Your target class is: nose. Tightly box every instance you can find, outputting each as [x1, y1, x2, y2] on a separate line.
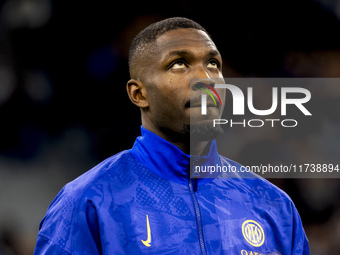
[193, 81, 215, 91]
[191, 66, 216, 91]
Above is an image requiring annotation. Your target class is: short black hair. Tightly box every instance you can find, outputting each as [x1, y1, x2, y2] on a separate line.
[128, 17, 209, 79]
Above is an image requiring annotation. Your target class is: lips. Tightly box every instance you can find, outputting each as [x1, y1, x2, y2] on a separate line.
[186, 97, 219, 108]
[190, 101, 216, 108]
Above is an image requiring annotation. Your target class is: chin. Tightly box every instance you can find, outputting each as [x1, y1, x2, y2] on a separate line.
[182, 120, 224, 141]
[189, 106, 221, 121]
[181, 106, 224, 141]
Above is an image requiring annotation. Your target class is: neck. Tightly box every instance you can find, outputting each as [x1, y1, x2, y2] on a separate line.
[170, 138, 211, 156]
[190, 140, 211, 156]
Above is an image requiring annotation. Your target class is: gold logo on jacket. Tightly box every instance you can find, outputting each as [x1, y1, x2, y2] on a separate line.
[242, 220, 265, 247]
[141, 215, 151, 247]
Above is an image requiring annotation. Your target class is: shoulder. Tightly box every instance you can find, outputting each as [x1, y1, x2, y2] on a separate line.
[36, 150, 141, 252]
[50, 151, 126, 199]
[45, 149, 137, 210]
[38, 151, 136, 232]
[215, 156, 304, 227]
[218, 156, 293, 203]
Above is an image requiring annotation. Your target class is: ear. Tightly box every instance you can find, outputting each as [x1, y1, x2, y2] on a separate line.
[126, 79, 149, 109]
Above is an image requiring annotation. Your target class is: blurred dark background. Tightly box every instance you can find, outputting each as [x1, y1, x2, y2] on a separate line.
[0, 0, 340, 254]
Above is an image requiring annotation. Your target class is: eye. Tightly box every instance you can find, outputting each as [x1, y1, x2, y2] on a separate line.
[170, 60, 187, 70]
[207, 59, 220, 70]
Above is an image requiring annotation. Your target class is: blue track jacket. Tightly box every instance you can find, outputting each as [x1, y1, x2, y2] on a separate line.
[34, 127, 310, 254]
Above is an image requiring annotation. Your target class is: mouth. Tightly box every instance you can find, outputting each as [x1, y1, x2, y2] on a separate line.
[185, 97, 219, 108]
[189, 102, 217, 108]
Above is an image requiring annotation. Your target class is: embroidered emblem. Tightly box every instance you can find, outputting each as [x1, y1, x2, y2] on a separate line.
[242, 220, 265, 247]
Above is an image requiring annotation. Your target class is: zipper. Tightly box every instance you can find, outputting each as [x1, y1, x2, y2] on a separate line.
[188, 164, 207, 255]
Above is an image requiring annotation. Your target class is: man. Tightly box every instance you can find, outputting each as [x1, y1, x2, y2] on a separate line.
[34, 17, 309, 254]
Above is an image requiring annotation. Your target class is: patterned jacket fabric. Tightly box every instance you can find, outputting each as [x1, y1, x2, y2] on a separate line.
[34, 126, 310, 255]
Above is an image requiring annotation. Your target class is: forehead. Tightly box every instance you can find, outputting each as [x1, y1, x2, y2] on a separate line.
[154, 28, 219, 59]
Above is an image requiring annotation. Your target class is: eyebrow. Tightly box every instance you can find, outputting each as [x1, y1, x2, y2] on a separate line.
[164, 50, 193, 60]
[163, 49, 221, 61]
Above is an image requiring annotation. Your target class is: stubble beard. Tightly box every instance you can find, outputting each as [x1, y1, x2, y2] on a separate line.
[182, 121, 224, 141]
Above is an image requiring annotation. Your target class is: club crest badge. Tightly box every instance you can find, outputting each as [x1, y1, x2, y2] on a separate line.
[242, 220, 265, 247]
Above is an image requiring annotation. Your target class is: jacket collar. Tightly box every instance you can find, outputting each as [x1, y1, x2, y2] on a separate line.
[129, 126, 220, 185]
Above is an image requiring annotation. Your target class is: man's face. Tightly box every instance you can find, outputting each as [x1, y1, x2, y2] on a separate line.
[141, 28, 225, 138]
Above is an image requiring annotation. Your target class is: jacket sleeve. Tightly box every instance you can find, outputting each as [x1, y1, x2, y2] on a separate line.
[303, 238, 310, 255]
[291, 201, 310, 255]
[33, 186, 102, 255]
[34, 235, 71, 255]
